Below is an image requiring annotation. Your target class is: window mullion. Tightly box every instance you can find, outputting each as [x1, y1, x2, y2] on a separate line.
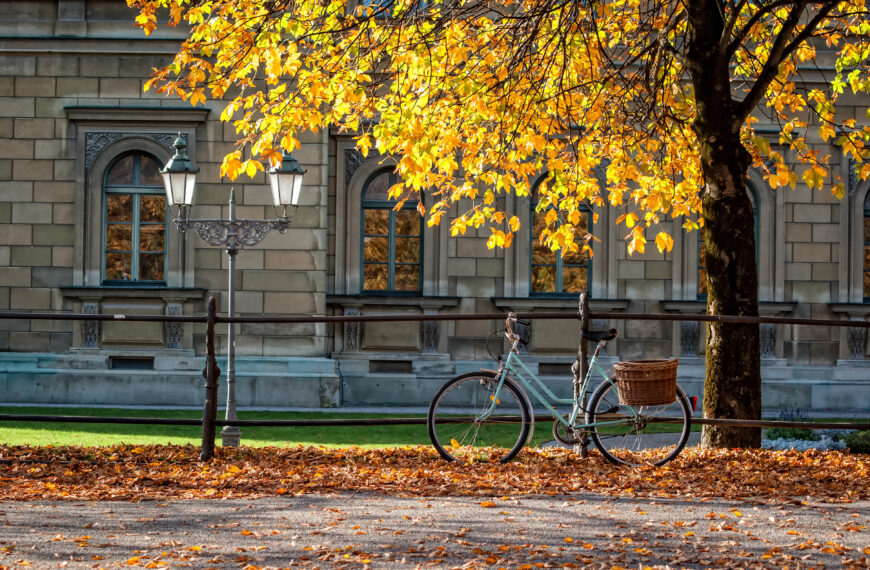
[388, 209, 396, 291]
[131, 194, 141, 282]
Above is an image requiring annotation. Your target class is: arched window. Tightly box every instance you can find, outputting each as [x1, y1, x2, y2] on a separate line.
[697, 184, 759, 298]
[361, 169, 422, 293]
[102, 152, 167, 284]
[530, 189, 590, 295]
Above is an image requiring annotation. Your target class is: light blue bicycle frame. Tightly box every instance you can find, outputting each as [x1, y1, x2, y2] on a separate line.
[482, 338, 633, 431]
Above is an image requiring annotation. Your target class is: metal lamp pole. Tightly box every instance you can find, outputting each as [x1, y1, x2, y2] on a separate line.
[161, 133, 305, 447]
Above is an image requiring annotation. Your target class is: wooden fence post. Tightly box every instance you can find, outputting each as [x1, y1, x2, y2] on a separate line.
[200, 296, 220, 461]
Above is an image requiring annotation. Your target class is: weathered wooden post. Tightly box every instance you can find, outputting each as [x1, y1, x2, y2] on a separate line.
[572, 292, 591, 456]
[200, 296, 220, 461]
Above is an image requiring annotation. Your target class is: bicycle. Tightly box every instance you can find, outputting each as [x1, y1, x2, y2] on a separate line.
[427, 313, 694, 466]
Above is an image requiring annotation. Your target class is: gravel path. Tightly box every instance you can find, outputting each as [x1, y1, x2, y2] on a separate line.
[1, 494, 867, 568]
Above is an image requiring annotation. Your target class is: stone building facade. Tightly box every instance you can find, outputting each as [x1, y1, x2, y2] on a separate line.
[1, 0, 868, 413]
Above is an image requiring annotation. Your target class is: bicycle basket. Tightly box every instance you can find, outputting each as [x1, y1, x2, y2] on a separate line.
[612, 358, 679, 406]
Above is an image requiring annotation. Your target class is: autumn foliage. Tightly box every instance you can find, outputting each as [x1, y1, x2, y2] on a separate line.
[1, 444, 867, 503]
[128, 0, 870, 255]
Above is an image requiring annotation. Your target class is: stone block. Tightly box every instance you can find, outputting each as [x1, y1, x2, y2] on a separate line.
[0, 55, 36, 76]
[263, 292, 319, 315]
[0, 139, 35, 160]
[0, 267, 30, 286]
[35, 140, 75, 160]
[617, 259, 645, 279]
[53, 159, 75, 181]
[99, 78, 143, 98]
[0, 159, 9, 180]
[194, 248, 222, 269]
[10, 287, 50, 310]
[52, 203, 74, 224]
[447, 257, 476, 277]
[0, 97, 34, 118]
[33, 181, 74, 202]
[791, 243, 830, 263]
[0, 181, 32, 201]
[0, 118, 11, 137]
[362, 319, 420, 351]
[476, 258, 503, 278]
[0, 224, 33, 245]
[242, 270, 324, 293]
[32, 267, 72, 287]
[811, 223, 839, 243]
[0, 81, 9, 97]
[220, 290, 263, 314]
[455, 276, 496, 298]
[264, 249, 323, 271]
[785, 262, 811, 281]
[8, 333, 51, 352]
[13, 160, 54, 181]
[790, 282, 831, 304]
[14, 77, 55, 97]
[37, 56, 79, 77]
[219, 250, 263, 270]
[80, 56, 120, 78]
[625, 279, 665, 300]
[259, 228, 325, 251]
[11, 245, 52, 266]
[52, 246, 73, 267]
[56, 77, 98, 97]
[14, 117, 55, 139]
[100, 300, 164, 346]
[119, 57, 166, 78]
[811, 263, 838, 282]
[456, 237, 493, 259]
[0, 245, 8, 264]
[32, 224, 73, 247]
[35, 97, 77, 119]
[533, 319, 579, 352]
[762, 381, 812, 409]
[12, 203, 52, 224]
[645, 260, 671, 279]
[0, 287, 7, 310]
[792, 203, 830, 224]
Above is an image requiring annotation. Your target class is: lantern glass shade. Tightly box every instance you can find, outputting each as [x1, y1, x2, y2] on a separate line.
[268, 150, 306, 207]
[162, 170, 197, 207]
[269, 169, 303, 207]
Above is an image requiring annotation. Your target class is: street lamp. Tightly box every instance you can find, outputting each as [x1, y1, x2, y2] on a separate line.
[161, 133, 306, 447]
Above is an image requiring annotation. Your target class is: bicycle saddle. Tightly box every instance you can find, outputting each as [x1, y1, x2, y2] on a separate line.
[582, 328, 617, 341]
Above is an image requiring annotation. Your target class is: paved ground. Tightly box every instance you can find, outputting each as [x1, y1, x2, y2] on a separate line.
[0, 494, 867, 568]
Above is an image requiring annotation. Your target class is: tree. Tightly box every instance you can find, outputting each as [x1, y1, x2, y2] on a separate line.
[130, 0, 870, 447]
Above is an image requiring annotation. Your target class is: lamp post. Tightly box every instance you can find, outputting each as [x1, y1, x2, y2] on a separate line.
[161, 133, 306, 447]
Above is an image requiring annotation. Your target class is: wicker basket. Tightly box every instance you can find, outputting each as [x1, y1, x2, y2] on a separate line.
[612, 358, 679, 406]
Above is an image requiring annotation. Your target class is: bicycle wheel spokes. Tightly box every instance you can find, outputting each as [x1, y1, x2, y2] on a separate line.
[428, 373, 530, 463]
[587, 382, 691, 466]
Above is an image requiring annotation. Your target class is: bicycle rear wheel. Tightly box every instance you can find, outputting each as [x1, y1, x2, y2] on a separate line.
[428, 372, 531, 463]
[586, 381, 691, 466]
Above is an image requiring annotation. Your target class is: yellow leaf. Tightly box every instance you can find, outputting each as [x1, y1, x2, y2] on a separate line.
[480, 501, 496, 508]
[450, 439, 460, 448]
[654, 232, 674, 253]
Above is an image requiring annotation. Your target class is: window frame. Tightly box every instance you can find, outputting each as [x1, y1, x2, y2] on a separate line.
[101, 152, 168, 286]
[359, 168, 423, 295]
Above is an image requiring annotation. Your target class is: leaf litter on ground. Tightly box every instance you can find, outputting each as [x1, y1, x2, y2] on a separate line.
[0, 444, 867, 504]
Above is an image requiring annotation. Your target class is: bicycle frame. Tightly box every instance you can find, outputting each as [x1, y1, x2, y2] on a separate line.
[483, 337, 633, 432]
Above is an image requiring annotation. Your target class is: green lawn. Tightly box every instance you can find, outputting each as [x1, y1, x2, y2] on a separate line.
[0, 407, 570, 448]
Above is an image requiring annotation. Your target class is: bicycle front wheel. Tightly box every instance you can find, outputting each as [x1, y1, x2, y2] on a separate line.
[428, 372, 531, 463]
[586, 381, 691, 466]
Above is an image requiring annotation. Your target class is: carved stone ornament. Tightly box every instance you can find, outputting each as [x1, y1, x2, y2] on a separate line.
[82, 302, 100, 348]
[166, 303, 184, 349]
[760, 323, 776, 358]
[85, 132, 181, 172]
[344, 148, 366, 185]
[343, 308, 361, 352]
[422, 320, 440, 353]
[680, 321, 699, 357]
[849, 325, 867, 360]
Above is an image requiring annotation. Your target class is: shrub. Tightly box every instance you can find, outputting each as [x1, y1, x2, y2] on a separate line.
[845, 430, 870, 454]
[765, 427, 819, 441]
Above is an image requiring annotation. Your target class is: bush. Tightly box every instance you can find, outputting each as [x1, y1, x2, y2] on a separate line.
[765, 427, 819, 441]
[845, 430, 870, 454]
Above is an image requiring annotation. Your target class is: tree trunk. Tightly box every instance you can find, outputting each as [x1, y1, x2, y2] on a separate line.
[687, 3, 762, 448]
